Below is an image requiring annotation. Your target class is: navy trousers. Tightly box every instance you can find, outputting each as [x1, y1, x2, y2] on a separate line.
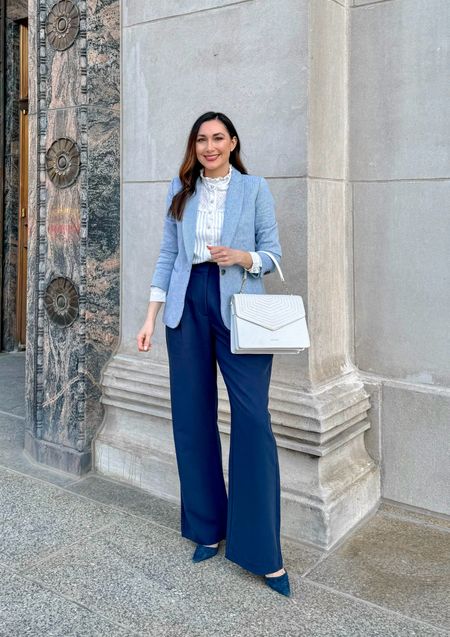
[165, 260, 283, 575]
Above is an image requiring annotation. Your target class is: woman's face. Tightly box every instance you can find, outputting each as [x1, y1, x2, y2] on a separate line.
[195, 119, 237, 177]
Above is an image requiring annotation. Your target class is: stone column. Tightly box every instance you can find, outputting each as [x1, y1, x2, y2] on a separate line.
[96, 0, 379, 549]
[25, 0, 120, 474]
[1, 4, 23, 351]
[271, 0, 380, 547]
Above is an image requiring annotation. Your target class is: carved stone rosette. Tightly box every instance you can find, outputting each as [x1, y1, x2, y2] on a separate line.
[45, 137, 81, 188]
[44, 277, 79, 327]
[45, 0, 80, 51]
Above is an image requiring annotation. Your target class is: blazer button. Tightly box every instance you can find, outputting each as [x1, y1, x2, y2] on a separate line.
[221, 269, 226, 275]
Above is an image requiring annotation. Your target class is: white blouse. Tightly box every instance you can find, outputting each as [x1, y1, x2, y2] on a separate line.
[149, 164, 262, 302]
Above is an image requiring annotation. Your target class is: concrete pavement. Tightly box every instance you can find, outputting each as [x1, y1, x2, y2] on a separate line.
[0, 351, 448, 636]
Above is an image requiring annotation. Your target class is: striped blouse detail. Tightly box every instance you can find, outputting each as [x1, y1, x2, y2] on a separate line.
[149, 164, 261, 302]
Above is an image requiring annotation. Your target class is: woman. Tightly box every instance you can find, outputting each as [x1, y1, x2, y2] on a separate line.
[137, 112, 290, 597]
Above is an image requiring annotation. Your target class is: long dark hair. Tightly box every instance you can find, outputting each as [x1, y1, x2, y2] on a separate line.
[168, 112, 248, 221]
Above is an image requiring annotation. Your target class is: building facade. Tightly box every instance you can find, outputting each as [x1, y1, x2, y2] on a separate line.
[1, 0, 448, 549]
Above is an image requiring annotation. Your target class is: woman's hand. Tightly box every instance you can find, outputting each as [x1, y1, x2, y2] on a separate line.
[207, 245, 253, 269]
[137, 318, 155, 352]
[137, 300, 164, 351]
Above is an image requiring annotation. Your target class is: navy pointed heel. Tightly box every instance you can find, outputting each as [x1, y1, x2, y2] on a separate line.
[264, 570, 291, 597]
[192, 543, 219, 563]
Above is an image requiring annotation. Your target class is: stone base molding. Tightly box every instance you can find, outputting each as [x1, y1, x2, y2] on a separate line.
[24, 430, 92, 475]
[95, 355, 380, 549]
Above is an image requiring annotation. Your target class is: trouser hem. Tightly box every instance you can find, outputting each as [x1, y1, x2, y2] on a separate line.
[181, 531, 226, 545]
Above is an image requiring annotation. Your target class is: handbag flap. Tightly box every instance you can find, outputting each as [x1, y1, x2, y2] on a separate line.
[231, 294, 305, 331]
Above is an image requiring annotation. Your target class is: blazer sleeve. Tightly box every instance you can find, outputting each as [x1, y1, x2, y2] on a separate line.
[149, 178, 179, 291]
[247, 176, 282, 279]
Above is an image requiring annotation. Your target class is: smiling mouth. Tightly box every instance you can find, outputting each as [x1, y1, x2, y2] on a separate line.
[205, 155, 219, 160]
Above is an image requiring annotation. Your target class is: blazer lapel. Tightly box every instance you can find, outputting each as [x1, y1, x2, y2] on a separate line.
[181, 178, 201, 262]
[220, 167, 245, 247]
[182, 167, 245, 261]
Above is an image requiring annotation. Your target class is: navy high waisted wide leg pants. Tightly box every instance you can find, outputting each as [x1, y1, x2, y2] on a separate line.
[165, 260, 283, 575]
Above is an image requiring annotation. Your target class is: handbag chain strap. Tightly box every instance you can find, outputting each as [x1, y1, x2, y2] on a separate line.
[239, 251, 291, 294]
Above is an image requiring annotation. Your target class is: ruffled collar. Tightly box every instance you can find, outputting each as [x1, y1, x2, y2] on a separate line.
[200, 163, 233, 190]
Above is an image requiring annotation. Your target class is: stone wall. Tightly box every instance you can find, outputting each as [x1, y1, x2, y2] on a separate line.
[23, 0, 449, 527]
[350, 0, 450, 515]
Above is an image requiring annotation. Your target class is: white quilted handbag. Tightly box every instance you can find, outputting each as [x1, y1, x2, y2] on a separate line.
[230, 251, 310, 354]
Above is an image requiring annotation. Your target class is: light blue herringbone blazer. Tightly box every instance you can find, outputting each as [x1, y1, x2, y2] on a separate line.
[150, 166, 282, 329]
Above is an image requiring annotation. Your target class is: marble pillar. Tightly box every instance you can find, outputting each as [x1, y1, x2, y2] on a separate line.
[1, 0, 28, 351]
[6, 0, 27, 21]
[1, 17, 20, 351]
[25, 0, 120, 474]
